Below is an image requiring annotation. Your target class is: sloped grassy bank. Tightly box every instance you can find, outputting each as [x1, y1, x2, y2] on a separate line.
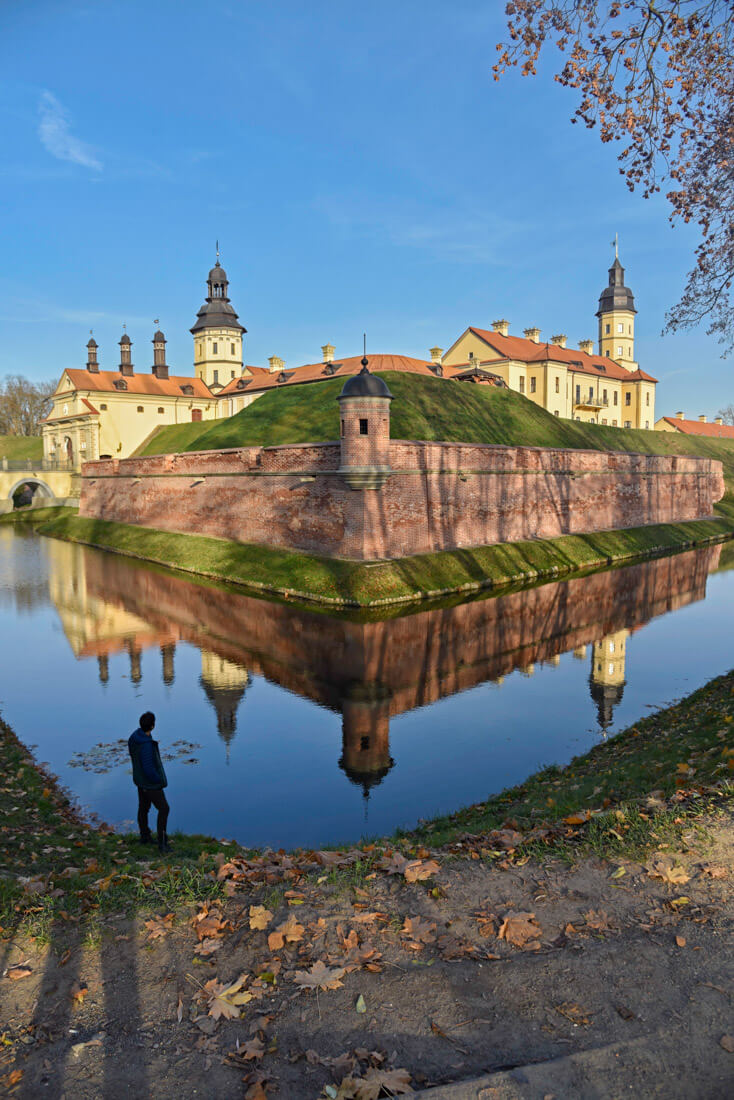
[3, 507, 730, 607]
[1, 670, 731, 934]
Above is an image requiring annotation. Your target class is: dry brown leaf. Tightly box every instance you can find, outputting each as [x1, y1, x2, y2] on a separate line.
[192, 905, 232, 943]
[5, 965, 32, 981]
[701, 864, 728, 879]
[720, 1034, 734, 1053]
[583, 909, 613, 932]
[249, 905, 273, 931]
[237, 1036, 265, 1061]
[201, 973, 253, 1021]
[675, 934, 687, 947]
[646, 858, 690, 885]
[377, 852, 410, 876]
[294, 960, 345, 991]
[401, 917, 436, 944]
[340, 1066, 413, 1098]
[144, 913, 174, 942]
[404, 859, 440, 883]
[70, 981, 88, 1006]
[498, 911, 542, 949]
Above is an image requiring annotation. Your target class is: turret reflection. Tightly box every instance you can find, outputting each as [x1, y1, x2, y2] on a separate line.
[45, 539, 722, 786]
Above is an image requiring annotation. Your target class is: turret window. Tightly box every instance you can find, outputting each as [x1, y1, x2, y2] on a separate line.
[605, 323, 610, 334]
[157, 407, 164, 414]
[625, 392, 631, 406]
[230, 343, 235, 355]
[617, 323, 623, 333]
[137, 406, 144, 413]
[359, 419, 369, 435]
[554, 377, 559, 393]
[646, 393, 650, 406]
[617, 346, 623, 356]
[613, 392, 618, 406]
[213, 370, 219, 384]
[519, 377, 525, 393]
[213, 342, 218, 354]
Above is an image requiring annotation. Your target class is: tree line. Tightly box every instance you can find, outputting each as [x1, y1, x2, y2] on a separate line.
[0, 376, 56, 437]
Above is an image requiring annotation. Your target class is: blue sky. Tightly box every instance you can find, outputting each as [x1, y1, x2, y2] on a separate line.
[0, 0, 728, 416]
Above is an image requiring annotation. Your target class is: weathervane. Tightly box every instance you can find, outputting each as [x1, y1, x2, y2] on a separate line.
[611, 232, 619, 259]
[361, 333, 368, 369]
[216, 239, 220, 263]
[153, 318, 159, 326]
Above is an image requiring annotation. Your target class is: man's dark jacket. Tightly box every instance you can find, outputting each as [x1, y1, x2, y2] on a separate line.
[128, 729, 168, 790]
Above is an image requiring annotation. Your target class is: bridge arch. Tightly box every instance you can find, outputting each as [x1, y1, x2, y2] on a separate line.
[7, 478, 56, 505]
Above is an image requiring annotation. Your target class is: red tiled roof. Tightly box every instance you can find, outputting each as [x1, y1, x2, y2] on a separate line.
[660, 417, 734, 439]
[466, 328, 658, 383]
[63, 369, 213, 399]
[218, 354, 439, 396]
[81, 398, 100, 415]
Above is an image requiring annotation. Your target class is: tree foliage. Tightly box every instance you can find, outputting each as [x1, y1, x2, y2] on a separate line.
[494, 2, 734, 352]
[716, 403, 734, 425]
[0, 375, 55, 436]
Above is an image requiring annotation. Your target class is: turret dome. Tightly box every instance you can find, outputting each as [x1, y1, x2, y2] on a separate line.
[338, 362, 393, 400]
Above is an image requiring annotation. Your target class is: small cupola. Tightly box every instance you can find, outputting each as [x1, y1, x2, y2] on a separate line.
[268, 355, 285, 374]
[86, 335, 99, 373]
[492, 319, 510, 337]
[578, 339, 594, 355]
[119, 330, 134, 376]
[322, 343, 335, 364]
[550, 334, 567, 349]
[523, 327, 541, 343]
[152, 327, 169, 380]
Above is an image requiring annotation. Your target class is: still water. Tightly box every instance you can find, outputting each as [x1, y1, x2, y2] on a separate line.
[1, 529, 732, 848]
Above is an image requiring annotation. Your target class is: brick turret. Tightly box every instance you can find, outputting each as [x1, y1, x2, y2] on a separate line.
[336, 359, 393, 490]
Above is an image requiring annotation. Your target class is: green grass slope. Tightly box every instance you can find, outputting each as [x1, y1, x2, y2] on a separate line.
[138, 373, 734, 504]
[0, 435, 43, 461]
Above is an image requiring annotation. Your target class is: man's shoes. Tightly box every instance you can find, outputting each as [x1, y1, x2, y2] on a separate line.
[158, 833, 172, 853]
[139, 832, 154, 844]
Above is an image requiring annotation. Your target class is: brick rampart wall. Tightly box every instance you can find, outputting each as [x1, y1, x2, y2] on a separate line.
[79, 439, 725, 561]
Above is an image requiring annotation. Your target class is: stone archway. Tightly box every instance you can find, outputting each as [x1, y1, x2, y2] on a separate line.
[8, 478, 56, 509]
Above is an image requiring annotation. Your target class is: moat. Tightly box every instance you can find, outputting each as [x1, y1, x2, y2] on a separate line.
[1, 527, 733, 848]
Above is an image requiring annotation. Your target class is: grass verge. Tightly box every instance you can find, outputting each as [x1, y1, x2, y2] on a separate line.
[407, 669, 734, 858]
[0, 436, 43, 462]
[22, 509, 734, 607]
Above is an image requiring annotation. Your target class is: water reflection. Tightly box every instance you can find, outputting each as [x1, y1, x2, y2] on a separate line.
[44, 538, 722, 802]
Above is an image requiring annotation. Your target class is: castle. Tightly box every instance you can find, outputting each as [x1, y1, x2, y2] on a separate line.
[42, 248, 658, 465]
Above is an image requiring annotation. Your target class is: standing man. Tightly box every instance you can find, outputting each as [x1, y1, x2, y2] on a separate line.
[128, 711, 171, 853]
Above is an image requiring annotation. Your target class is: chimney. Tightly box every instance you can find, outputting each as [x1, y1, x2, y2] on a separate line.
[578, 339, 594, 356]
[698, 414, 707, 423]
[268, 355, 285, 373]
[676, 411, 684, 419]
[550, 334, 567, 349]
[523, 327, 541, 343]
[151, 329, 169, 380]
[86, 336, 99, 373]
[321, 343, 335, 364]
[714, 417, 723, 426]
[492, 319, 510, 337]
[429, 346, 444, 365]
[119, 332, 134, 376]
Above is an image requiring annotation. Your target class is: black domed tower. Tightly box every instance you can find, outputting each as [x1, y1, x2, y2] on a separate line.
[596, 241, 637, 370]
[191, 248, 246, 390]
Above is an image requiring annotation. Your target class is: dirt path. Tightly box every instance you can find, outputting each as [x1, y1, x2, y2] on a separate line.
[2, 815, 732, 1099]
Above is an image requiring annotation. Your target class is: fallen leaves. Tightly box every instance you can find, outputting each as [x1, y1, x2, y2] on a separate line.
[267, 915, 305, 952]
[70, 980, 89, 1006]
[400, 916, 437, 951]
[720, 1035, 734, 1053]
[498, 911, 542, 950]
[322, 1067, 413, 1099]
[376, 852, 439, 883]
[583, 909, 614, 932]
[294, 960, 345, 992]
[144, 913, 174, 942]
[249, 905, 273, 931]
[646, 858, 690, 886]
[4, 966, 32, 981]
[195, 973, 253, 1021]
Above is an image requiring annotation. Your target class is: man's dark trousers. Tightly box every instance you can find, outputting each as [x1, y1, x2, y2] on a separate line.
[137, 787, 169, 842]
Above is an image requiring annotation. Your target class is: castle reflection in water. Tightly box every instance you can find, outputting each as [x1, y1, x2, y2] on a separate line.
[46, 539, 722, 800]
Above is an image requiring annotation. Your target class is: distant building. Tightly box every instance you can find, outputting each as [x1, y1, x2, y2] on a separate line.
[655, 412, 734, 439]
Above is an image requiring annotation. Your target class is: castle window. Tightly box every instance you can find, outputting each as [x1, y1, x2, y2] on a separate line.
[628, 325, 632, 334]
[100, 403, 107, 410]
[645, 421, 650, 429]
[617, 323, 623, 333]
[609, 641, 615, 653]
[230, 343, 235, 355]
[624, 420, 631, 428]
[340, 419, 345, 437]
[157, 407, 164, 414]
[113, 379, 127, 390]
[603, 388, 607, 402]
[575, 384, 581, 403]
[80, 441, 86, 449]
[213, 342, 218, 354]
[555, 377, 559, 393]
[617, 345, 623, 356]
[646, 392, 650, 405]
[359, 419, 368, 435]
[231, 371, 235, 380]
[612, 419, 618, 426]
[519, 377, 525, 393]
[614, 392, 618, 406]
[602, 418, 608, 424]
[468, 351, 474, 359]
[360, 736, 370, 752]
[625, 392, 631, 406]
[180, 384, 194, 395]
[605, 323, 610, 334]
[530, 377, 536, 393]
[213, 370, 219, 384]
[137, 406, 144, 413]
[608, 663, 615, 675]
[554, 410, 559, 417]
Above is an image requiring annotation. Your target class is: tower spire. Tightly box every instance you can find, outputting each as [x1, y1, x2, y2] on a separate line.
[611, 232, 619, 260]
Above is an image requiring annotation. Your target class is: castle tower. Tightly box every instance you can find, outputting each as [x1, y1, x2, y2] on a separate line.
[336, 358, 393, 490]
[151, 328, 169, 380]
[338, 683, 394, 804]
[596, 241, 637, 371]
[199, 651, 250, 761]
[589, 629, 628, 734]
[190, 250, 246, 391]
